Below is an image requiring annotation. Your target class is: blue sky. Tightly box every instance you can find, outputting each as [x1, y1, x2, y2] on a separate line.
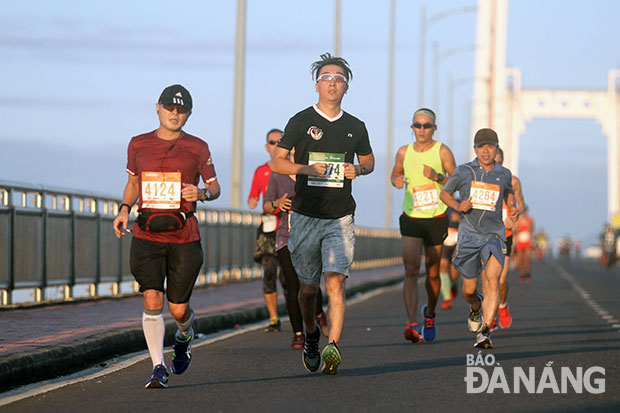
[1, 0, 618, 248]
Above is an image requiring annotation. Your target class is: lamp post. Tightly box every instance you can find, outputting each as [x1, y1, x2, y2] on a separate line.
[334, 0, 341, 56]
[433, 43, 477, 112]
[230, 0, 246, 208]
[418, 5, 477, 108]
[385, 0, 396, 228]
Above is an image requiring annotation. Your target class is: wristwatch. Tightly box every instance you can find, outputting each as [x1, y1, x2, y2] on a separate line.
[201, 189, 211, 202]
[436, 173, 445, 183]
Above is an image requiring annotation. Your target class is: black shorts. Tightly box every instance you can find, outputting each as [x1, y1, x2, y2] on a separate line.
[505, 235, 513, 257]
[130, 237, 203, 304]
[399, 213, 448, 246]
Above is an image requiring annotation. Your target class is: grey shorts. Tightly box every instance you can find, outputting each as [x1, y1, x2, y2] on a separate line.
[288, 213, 355, 285]
[452, 234, 506, 279]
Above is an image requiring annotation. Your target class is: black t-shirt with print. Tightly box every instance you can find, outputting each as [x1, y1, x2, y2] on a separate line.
[278, 106, 373, 219]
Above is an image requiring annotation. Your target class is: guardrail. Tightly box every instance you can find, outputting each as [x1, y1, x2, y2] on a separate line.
[0, 181, 402, 306]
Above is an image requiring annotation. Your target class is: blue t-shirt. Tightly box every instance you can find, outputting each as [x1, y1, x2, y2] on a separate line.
[442, 158, 513, 241]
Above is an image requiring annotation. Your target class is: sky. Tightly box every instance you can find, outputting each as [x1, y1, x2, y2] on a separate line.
[1, 0, 619, 248]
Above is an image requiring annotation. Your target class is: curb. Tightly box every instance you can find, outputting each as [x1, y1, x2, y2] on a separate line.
[0, 274, 403, 391]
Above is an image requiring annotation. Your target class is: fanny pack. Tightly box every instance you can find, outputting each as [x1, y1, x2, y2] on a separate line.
[137, 211, 194, 233]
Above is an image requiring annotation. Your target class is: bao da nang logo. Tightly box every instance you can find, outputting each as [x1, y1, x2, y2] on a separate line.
[465, 353, 605, 394]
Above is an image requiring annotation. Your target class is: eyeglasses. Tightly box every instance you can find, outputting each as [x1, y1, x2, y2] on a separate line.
[412, 122, 435, 130]
[317, 73, 348, 84]
[161, 104, 189, 114]
[267, 140, 279, 145]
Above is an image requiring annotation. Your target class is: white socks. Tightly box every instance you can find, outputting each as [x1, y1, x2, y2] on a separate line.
[142, 311, 165, 367]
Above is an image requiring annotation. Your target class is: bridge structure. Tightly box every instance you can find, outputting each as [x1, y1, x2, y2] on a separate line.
[471, 0, 620, 218]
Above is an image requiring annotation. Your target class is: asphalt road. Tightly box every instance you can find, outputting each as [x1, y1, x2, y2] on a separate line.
[2, 258, 620, 412]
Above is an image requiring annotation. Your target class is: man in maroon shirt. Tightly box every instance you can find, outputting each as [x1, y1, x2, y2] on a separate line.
[248, 128, 284, 332]
[113, 84, 220, 388]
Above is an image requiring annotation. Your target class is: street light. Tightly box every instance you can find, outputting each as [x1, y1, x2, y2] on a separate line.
[418, 5, 477, 108]
[385, 0, 396, 228]
[230, 0, 246, 208]
[334, 0, 341, 56]
[433, 42, 477, 112]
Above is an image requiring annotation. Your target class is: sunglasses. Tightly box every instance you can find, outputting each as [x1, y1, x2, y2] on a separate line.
[317, 73, 348, 84]
[412, 122, 435, 130]
[161, 104, 189, 114]
[267, 140, 279, 145]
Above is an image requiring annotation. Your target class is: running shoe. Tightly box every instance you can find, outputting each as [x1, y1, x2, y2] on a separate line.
[467, 293, 484, 333]
[265, 318, 281, 332]
[145, 364, 169, 389]
[171, 329, 193, 375]
[404, 322, 423, 343]
[440, 298, 452, 310]
[302, 327, 321, 372]
[422, 305, 436, 341]
[316, 311, 329, 338]
[321, 342, 341, 375]
[474, 326, 493, 349]
[498, 305, 513, 329]
[291, 333, 304, 350]
[490, 317, 498, 332]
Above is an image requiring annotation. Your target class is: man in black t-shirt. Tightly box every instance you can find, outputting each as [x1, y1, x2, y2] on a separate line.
[271, 53, 374, 375]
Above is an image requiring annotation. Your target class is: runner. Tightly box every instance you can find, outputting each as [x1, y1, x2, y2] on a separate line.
[248, 128, 284, 332]
[440, 128, 518, 349]
[113, 84, 220, 388]
[271, 53, 374, 375]
[263, 148, 329, 349]
[391, 108, 456, 342]
[489, 147, 525, 331]
[514, 206, 534, 282]
[439, 206, 460, 310]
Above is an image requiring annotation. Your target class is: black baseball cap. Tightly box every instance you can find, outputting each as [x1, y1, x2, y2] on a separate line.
[158, 84, 192, 111]
[474, 128, 499, 147]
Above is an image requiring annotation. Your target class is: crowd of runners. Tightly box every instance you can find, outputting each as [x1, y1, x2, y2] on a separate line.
[112, 53, 541, 388]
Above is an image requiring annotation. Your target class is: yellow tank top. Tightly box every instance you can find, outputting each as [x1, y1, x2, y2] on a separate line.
[402, 141, 447, 218]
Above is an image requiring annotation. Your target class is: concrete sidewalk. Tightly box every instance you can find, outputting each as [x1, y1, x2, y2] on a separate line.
[0, 266, 404, 390]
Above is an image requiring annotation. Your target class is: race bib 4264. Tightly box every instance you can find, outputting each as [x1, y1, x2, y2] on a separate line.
[470, 181, 500, 211]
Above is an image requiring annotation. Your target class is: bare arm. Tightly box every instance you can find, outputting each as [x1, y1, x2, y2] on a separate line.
[390, 145, 407, 189]
[512, 175, 525, 215]
[440, 190, 472, 213]
[422, 143, 456, 185]
[344, 152, 375, 179]
[113, 174, 140, 238]
[270, 147, 327, 177]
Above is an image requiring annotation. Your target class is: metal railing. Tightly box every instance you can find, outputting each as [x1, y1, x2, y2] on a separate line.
[0, 181, 402, 306]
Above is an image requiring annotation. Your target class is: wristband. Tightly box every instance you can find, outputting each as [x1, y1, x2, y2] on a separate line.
[271, 200, 276, 209]
[119, 203, 131, 212]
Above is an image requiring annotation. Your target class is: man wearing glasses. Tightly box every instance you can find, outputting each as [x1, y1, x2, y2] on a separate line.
[271, 53, 374, 375]
[113, 84, 220, 388]
[248, 128, 286, 332]
[390, 108, 456, 344]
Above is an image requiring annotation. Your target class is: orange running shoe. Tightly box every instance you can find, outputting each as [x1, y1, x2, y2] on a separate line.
[440, 298, 452, 310]
[490, 317, 498, 332]
[404, 322, 424, 343]
[498, 305, 513, 329]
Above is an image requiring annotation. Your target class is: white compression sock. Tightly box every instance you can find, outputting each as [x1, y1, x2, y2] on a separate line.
[142, 311, 165, 367]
